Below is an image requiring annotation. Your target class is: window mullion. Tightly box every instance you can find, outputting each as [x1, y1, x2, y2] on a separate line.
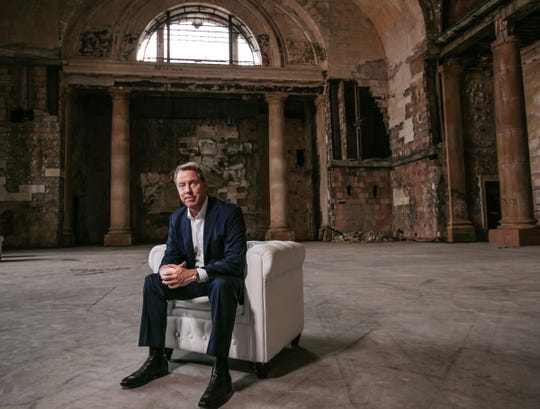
[166, 11, 171, 63]
[228, 15, 233, 65]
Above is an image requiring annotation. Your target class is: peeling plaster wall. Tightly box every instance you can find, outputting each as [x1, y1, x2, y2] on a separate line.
[0, 66, 62, 248]
[392, 159, 443, 241]
[349, 0, 441, 240]
[129, 96, 266, 243]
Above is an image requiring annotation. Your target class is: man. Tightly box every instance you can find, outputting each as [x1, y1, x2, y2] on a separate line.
[121, 162, 247, 408]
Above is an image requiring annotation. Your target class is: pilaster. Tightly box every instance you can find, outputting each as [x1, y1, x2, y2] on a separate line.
[489, 20, 540, 247]
[104, 87, 133, 246]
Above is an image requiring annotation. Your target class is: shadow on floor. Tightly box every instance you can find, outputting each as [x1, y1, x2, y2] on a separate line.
[169, 343, 319, 391]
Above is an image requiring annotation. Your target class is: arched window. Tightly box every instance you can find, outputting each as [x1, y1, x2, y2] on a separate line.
[137, 4, 261, 66]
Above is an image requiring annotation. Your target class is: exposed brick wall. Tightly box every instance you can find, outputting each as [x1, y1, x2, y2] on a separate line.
[392, 158, 443, 241]
[0, 65, 62, 248]
[387, 48, 445, 241]
[286, 112, 316, 241]
[328, 166, 392, 235]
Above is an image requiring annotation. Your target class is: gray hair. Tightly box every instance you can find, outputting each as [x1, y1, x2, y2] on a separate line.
[173, 162, 207, 183]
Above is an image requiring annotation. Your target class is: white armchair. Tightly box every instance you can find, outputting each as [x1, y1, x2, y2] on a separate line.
[148, 240, 305, 377]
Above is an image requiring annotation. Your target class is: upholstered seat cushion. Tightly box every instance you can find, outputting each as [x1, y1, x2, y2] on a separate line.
[169, 298, 248, 324]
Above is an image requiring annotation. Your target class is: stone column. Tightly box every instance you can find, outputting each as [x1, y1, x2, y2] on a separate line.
[265, 93, 295, 241]
[439, 59, 476, 242]
[489, 20, 540, 247]
[62, 87, 75, 245]
[315, 94, 330, 238]
[104, 88, 133, 246]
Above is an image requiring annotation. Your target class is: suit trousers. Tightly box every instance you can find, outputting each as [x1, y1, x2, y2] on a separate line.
[138, 273, 243, 358]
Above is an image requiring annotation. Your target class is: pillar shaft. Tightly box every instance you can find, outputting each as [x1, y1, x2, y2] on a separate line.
[489, 21, 540, 247]
[104, 88, 132, 246]
[265, 93, 294, 241]
[62, 87, 75, 245]
[439, 59, 475, 242]
[315, 95, 330, 238]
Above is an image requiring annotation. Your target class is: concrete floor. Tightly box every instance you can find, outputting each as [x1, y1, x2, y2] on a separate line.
[0, 241, 539, 409]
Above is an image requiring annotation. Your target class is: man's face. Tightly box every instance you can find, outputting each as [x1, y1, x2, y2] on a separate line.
[175, 169, 208, 213]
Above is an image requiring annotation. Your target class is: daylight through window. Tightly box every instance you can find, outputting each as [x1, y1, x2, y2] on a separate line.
[137, 5, 261, 65]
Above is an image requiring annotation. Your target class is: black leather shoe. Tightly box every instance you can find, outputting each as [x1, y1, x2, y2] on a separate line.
[120, 350, 169, 389]
[198, 358, 233, 408]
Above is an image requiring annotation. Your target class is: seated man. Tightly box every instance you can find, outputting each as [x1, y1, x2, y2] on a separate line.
[121, 162, 247, 408]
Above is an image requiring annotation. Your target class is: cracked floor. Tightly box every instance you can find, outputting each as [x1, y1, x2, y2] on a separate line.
[1, 242, 539, 409]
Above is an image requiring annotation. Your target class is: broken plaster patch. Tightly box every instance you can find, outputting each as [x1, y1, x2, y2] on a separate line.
[393, 188, 410, 206]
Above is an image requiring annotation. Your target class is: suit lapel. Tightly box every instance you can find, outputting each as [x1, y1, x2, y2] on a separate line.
[203, 197, 218, 259]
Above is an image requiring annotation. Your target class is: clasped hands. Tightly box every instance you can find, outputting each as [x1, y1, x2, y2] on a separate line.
[159, 261, 198, 289]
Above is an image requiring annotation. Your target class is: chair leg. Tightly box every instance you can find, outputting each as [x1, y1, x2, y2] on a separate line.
[291, 333, 301, 346]
[254, 362, 268, 379]
[165, 347, 173, 361]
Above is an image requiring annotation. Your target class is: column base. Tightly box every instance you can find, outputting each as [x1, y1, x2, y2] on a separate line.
[447, 223, 476, 242]
[62, 230, 76, 246]
[104, 230, 133, 246]
[489, 227, 540, 248]
[265, 228, 295, 241]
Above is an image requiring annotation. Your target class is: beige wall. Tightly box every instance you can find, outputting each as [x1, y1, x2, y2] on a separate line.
[522, 40, 540, 224]
[0, 0, 59, 52]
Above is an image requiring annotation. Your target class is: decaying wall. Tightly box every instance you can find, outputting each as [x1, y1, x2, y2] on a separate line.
[461, 56, 498, 240]
[130, 95, 265, 243]
[1, 0, 537, 248]
[389, 44, 443, 240]
[522, 41, 540, 224]
[0, 65, 62, 247]
[65, 93, 316, 245]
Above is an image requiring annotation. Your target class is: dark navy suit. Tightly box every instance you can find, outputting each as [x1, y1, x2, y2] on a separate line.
[138, 196, 247, 358]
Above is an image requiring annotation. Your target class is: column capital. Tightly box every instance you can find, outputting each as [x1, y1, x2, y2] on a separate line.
[314, 94, 325, 108]
[438, 58, 463, 76]
[109, 86, 130, 99]
[265, 92, 288, 104]
[492, 19, 521, 51]
[494, 18, 514, 40]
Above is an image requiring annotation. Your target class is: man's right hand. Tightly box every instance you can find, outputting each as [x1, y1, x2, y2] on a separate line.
[159, 262, 198, 289]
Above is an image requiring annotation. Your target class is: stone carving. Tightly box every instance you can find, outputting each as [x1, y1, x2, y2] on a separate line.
[79, 28, 112, 57]
[465, 79, 492, 133]
[285, 39, 325, 64]
[312, 42, 326, 62]
[122, 32, 140, 60]
[286, 39, 315, 64]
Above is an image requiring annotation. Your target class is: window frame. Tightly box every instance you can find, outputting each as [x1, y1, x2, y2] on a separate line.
[137, 4, 261, 66]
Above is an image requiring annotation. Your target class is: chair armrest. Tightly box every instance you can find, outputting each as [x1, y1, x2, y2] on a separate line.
[246, 241, 305, 281]
[244, 241, 305, 362]
[148, 244, 166, 273]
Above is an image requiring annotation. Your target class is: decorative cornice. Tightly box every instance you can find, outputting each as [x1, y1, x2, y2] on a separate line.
[62, 58, 325, 93]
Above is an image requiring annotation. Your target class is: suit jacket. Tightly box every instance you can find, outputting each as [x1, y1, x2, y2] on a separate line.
[160, 196, 247, 281]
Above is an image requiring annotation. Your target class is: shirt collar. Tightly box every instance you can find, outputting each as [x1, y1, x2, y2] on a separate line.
[187, 196, 208, 221]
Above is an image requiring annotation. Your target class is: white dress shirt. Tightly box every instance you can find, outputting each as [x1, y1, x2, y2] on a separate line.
[187, 196, 209, 282]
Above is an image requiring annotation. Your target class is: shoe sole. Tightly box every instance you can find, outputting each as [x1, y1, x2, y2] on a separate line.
[121, 370, 169, 389]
